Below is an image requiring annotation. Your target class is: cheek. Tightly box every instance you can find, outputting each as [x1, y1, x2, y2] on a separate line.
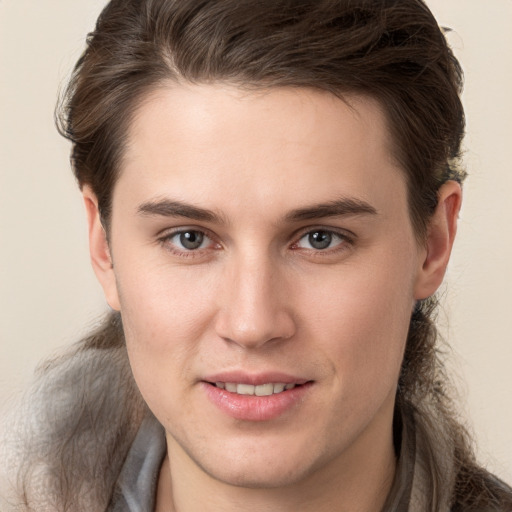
[117, 257, 218, 340]
[113, 260, 220, 407]
[304, 249, 416, 407]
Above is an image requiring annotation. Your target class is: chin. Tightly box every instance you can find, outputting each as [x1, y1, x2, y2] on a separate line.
[204, 459, 313, 490]
[184, 434, 330, 490]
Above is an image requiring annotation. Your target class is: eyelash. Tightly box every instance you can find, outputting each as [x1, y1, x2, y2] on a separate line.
[157, 227, 355, 258]
[157, 228, 220, 258]
[291, 228, 354, 256]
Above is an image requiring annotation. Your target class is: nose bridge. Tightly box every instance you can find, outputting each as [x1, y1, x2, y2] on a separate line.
[215, 246, 295, 348]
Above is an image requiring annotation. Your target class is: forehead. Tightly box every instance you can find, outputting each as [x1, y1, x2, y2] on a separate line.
[117, 84, 407, 223]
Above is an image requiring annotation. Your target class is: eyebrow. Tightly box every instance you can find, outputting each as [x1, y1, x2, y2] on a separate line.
[136, 197, 377, 223]
[285, 198, 377, 222]
[137, 199, 224, 223]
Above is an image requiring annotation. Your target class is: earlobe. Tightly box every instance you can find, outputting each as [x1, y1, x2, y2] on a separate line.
[82, 186, 121, 311]
[414, 180, 462, 300]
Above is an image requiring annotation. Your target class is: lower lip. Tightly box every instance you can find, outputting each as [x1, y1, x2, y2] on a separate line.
[202, 382, 313, 422]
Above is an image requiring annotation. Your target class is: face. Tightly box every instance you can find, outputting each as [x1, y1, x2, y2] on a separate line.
[90, 84, 437, 489]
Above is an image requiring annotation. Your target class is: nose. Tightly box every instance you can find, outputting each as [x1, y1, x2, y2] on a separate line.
[214, 253, 296, 349]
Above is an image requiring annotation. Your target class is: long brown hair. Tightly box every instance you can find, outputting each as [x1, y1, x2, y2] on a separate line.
[8, 0, 511, 510]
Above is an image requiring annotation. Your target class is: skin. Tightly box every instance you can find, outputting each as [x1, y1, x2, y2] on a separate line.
[84, 84, 461, 512]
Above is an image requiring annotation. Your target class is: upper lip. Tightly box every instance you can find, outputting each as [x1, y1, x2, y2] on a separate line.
[203, 371, 310, 386]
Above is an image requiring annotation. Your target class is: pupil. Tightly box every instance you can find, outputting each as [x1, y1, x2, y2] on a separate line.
[309, 231, 332, 250]
[180, 231, 203, 250]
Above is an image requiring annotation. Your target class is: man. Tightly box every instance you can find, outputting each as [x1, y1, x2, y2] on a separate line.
[2, 1, 511, 510]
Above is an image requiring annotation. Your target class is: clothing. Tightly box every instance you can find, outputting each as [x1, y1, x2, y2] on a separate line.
[108, 415, 166, 512]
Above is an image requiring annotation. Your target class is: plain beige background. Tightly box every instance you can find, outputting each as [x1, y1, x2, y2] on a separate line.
[1, 0, 511, 483]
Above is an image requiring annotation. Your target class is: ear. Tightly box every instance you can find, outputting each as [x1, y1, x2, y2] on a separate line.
[82, 186, 121, 311]
[414, 180, 462, 300]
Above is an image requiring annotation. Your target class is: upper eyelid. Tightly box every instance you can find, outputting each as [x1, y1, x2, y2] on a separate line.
[292, 225, 356, 242]
[155, 230, 223, 262]
[157, 226, 216, 240]
[157, 227, 219, 251]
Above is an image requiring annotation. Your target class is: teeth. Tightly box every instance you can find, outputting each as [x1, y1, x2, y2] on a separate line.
[214, 382, 298, 396]
[237, 384, 255, 395]
[273, 383, 285, 393]
[255, 383, 274, 396]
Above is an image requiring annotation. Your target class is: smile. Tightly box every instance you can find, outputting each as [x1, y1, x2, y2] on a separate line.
[213, 382, 298, 396]
[204, 380, 313, 421]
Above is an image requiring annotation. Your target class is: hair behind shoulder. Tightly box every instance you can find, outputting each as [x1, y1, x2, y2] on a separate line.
[1, 313, 147, 511]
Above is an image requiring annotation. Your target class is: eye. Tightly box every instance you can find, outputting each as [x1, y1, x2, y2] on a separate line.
[162, 229, 214, 251]
[175, 230, 206, 250]
[295, 229, 347, 251]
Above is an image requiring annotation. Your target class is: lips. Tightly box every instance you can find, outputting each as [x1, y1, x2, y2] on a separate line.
[202, 372, 313, 421]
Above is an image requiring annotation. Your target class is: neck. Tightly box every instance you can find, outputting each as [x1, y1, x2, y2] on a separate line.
[156, 412, 396, 512]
